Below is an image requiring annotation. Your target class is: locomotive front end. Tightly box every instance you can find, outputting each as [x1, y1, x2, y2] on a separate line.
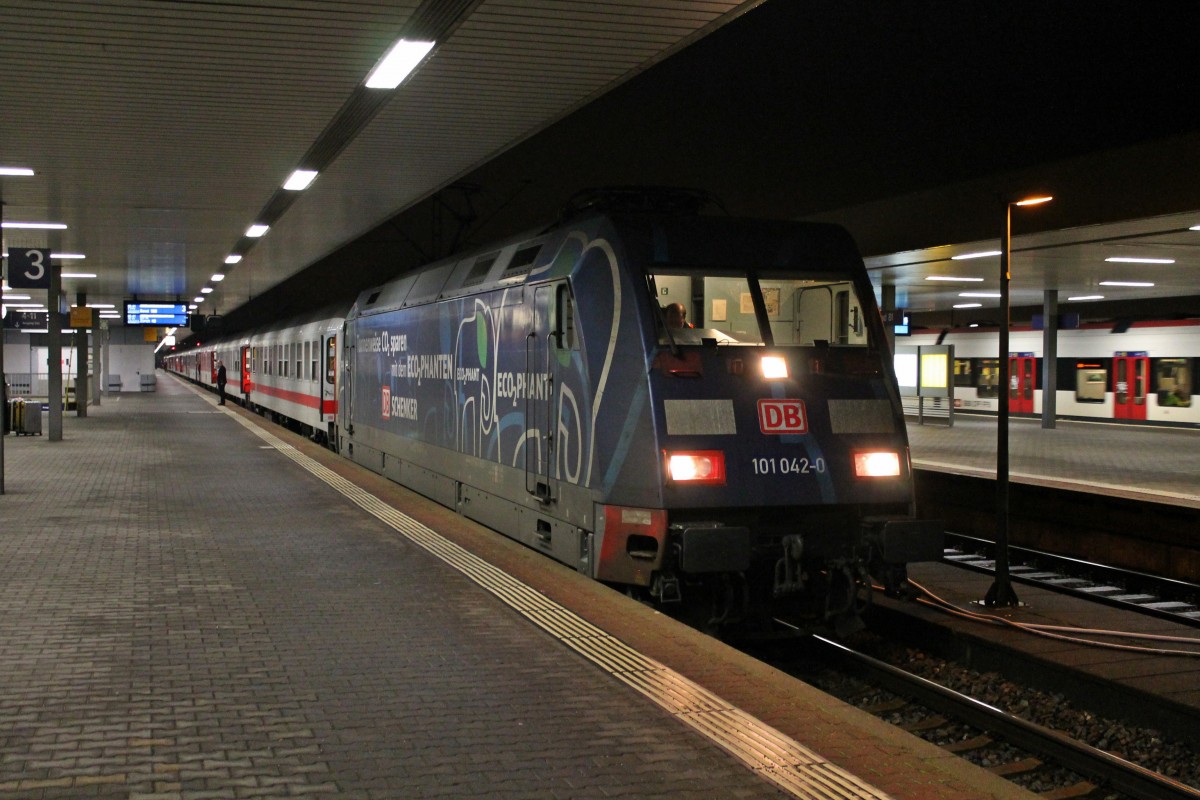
[597, 217, 943, 633]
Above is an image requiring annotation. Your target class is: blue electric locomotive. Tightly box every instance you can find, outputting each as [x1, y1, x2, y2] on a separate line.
[336, 189, 942, 632]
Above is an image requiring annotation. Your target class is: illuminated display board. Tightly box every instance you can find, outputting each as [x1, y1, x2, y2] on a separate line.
[125, 302, 189, 326]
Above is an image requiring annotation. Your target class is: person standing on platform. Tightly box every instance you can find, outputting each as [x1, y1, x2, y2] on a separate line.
[216, 360, 227, 405]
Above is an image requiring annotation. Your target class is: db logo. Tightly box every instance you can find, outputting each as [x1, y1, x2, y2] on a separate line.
[758, 399, 807, 434]
[381, 386, 391, 419]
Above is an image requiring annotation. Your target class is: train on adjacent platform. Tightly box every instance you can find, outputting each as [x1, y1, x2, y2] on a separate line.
[164, 190, 943, 634]
[903, 321, 1199, 426]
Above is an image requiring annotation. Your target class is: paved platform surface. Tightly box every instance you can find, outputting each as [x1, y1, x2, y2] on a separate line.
[906, 414, 1200, 508]
[0, 375, 1033, 799]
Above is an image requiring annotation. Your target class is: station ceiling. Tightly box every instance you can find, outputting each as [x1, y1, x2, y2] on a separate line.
[2, 1, 1198, 333]
[0, 0, 762, 324]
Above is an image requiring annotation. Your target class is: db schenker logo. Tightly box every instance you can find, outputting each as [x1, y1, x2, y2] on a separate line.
[757, 399, 807, 434]
[381, 386, 391, 419]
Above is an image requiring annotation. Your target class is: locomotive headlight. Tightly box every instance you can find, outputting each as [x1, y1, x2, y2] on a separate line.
[666, 450, 727, 484]
[853, 451, 901, 477]
[761, 355, 789, 380]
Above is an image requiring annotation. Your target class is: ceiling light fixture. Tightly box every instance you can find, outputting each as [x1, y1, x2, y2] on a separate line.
[950, 251, 1001, 260]
[953, 303, 983, 309]
[51, 253, 86, 259]
[246, 224, 270, 238]
[1099, 281, 1155, 287]
[201, 287, 213, 294]
[1067, 295, 1105, 301]
[283, 169, 318, 191]
[60, 273, 96, 279]
[0, 166, 35, 176]
[225, 254, 242, 265]
[211, 273, 225, 282]
[958, 292, 1001, 298]
[1, 221, 67, 229]
[365, 39, 436, 89]
[926, 276, 985, 282]
[1103, 257, 1174, 264]
[193, 296, 205, 303]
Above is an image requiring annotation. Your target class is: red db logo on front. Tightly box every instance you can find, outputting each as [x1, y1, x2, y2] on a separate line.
[758, 399, 807, 434]
[381, 386, 391, 419]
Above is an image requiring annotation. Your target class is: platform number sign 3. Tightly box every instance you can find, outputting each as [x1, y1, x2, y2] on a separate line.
[6, 248, 53, 289]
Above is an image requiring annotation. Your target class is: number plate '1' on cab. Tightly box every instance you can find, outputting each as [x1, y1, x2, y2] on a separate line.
[757, 399, 807, 434]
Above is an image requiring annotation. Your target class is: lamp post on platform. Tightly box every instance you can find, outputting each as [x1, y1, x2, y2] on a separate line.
[985, 193, 1052, 609]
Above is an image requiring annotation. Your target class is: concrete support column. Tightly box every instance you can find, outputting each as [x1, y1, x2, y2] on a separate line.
[881, 284, 897, 355]
[76, 292, 88, 417]
[48, 266, 63, 440]
[1042, 290, 1058, 429]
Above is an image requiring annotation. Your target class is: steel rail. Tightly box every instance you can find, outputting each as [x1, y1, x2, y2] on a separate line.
[809, 634, 1200, 800]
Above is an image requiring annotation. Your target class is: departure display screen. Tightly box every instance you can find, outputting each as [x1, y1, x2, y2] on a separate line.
[125, 302, 190, 326]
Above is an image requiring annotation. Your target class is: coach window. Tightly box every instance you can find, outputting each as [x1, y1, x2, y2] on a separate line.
[1156, 358, 1192, 407]
[1075, 363, 1106, 403]
[326, 337, 337, 384]
[311, 339, 318, 381]
[976, 358, 1000, 399]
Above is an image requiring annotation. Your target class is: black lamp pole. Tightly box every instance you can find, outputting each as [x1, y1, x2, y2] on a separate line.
[984, 194, 1052, 608]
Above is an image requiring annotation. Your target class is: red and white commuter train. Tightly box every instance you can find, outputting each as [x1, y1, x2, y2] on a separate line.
[904, 318, 1199, 426]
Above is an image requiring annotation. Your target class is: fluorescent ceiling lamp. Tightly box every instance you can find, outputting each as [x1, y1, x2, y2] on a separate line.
[0, 166, 35, 176]
[211, 273, 225, 282]
[1191, 225, 1200, 231]
[953, 303, 983, 309]
[926, 276, 984, 282]
[365, 39, 435, 89]
[1104, 257, 1174, 264]
[201, 287, 213, 294]
[61, 273, 96, 278]
[958, 292, 1001, 298]
[950, 251, 1001, 260]
[1015, 195, 1053, 206]
[85, 303, 115, 309]
[225, 254, 242, 265]
[51, 252, 86, 259]
[1099, 281, 1154, 287]
[283, 169, 318, 191]
[2, 302, 45, 308]
[1068, 295, 1105, 301]
[246, 224, 269, 238]
[188, 304, 198, 310]
[2, 221, 67, 229]
[193, 296, 205, 303]
[2, 294, 31, 300]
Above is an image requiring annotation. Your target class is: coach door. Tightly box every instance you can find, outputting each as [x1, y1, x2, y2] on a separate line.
[1113, 354, 1149, 420]
[240, 346, 252, 395]
[1008, 355, 1036, 414]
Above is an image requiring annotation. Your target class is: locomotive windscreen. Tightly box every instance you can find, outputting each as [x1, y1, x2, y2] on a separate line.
[652, 270, 872, 347]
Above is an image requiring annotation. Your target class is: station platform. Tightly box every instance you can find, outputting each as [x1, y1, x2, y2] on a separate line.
[0, 373, 1031, 799]
[906, 414, 1200, 509]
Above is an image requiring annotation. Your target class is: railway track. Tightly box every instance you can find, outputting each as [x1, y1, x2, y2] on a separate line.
[767, 626, 1200, 799]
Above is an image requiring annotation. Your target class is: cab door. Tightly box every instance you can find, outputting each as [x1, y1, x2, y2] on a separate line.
[1113, 354, 1149, 420]
[526, 285, 555, 503]
[1008, 355, 1036, 414]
